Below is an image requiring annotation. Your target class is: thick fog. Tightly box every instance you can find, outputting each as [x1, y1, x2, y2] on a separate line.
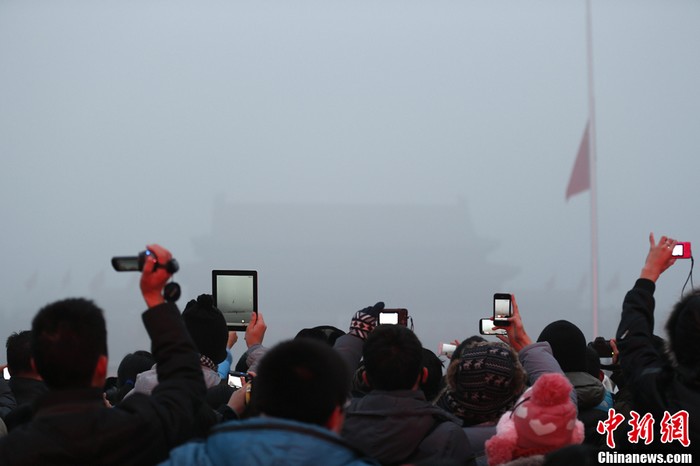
[1, 1, 699, 374]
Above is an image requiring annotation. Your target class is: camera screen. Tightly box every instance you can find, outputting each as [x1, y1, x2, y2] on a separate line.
[213, 270, 257, 330]
[480, 319, 508, 335]
[672, 244, 684, 257]
[227, 374, 244, 388]
[494, 298, 511, 318]
[379, 312, 399, 325]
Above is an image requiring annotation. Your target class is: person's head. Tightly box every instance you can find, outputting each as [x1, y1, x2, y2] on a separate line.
[442, 341, 527, 426]
[584, 346, 602, 381]
[6, 330, 36, 378]
[452, 335, 487, 361]
[31, 298, 108, 390]
[250, 339, 350, 431]
[362, 324, 424, 391]
[182, 294, 228, 364]
[117, 350, 155, 387]
[294, 325, 345, 346]
[420, 347, 445, 401]
[537, 320, 587, 373]
[665, 291, 700, 378]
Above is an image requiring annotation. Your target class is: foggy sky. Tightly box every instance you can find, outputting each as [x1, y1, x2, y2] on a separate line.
[1, 0, 699, 373]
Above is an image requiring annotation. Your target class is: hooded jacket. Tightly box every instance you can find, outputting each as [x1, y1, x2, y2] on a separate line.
[342, 389, 470, 465]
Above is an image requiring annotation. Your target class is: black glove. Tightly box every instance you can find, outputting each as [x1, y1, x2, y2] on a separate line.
[348, 302, 385, 341]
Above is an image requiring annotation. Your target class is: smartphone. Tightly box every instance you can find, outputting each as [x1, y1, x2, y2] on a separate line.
[480, 318, 508, 336]
[2, 367, 9, 380]
[378, 308, 408, 326]
[672, 242, 692, 259]
[212, 270, 258, 331]
[438, 343, 457, 358]
[227, 371, 249, 389]
[493, 293, 512, 320]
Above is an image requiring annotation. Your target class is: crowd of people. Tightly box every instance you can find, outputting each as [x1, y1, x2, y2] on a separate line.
[0, 233, 696, 465]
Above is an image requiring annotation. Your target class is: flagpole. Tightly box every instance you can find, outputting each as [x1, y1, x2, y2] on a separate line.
[586, 0, 599, 337]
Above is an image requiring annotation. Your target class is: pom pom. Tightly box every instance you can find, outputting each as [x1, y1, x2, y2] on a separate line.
[485, 412, 518, 466]
[530, 373, 572, 406]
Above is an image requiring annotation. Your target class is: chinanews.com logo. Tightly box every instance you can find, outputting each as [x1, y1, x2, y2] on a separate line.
[596, 408, 693, 464]
[598, 452, 692, 464]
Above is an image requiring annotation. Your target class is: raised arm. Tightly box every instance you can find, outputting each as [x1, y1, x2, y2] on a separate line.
[119, 244, 207, 459]
[333, 302, 385, 384]
[616, 233, 678, 386]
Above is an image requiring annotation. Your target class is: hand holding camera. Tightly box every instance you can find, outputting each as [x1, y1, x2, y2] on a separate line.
[139, 244, 177, 308]
[348, 302, 385, 340]
[640, 233, 682, 283]
[112, 245, 181, 307]
[493, 293, 532, 351]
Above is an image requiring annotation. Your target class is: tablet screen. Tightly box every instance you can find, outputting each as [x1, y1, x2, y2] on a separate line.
[212, 270, 258, 331]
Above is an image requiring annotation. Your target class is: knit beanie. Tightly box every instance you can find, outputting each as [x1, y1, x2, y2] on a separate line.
[537, 320, 587, 373]
[182, 294, 228, 364]
[117, 351, 155, 387]
[485, 372, 584, 466]
[442, 342, 526, 425]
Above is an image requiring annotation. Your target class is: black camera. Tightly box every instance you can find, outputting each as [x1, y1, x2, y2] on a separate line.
[111, 250, 179, 274]
[589, 337, 613, 358]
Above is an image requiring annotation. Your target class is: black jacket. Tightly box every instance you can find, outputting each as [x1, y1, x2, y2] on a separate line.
[8, 378, 49, 408]
[0, 302, 207, 465]
[616, 279, 699, 452]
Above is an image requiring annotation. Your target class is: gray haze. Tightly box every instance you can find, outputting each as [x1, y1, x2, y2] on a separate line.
[1, 1, 699, 374]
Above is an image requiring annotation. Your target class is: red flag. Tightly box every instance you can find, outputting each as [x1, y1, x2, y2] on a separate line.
[566, 121, 590, 200]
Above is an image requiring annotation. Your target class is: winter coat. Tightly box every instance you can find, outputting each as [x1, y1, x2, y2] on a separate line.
[0, 303, 206, 465]
[160, 417, 380, 466]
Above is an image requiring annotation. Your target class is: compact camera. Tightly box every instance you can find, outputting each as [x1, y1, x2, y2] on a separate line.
[378, 308, 409, 326]
[672, 242, 692, 259]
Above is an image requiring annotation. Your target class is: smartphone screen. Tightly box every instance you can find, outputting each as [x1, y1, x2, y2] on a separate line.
[493, 293, 512, 319]
[227, 371, 249, 389]
[2, 367, 9, 380]
[212, 270, 258, 331]
[479, 318, 508, 335]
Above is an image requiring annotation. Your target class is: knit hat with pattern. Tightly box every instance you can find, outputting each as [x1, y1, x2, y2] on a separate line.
[441, 342, 527, 426]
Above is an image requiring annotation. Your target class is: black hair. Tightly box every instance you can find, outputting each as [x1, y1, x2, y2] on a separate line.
[294, 325, 345, 347]
[250, 339, 349, 426]
[6, 330, 33, 375]
[117, 350, 154, 387]
[31, 298, 107, 389]
[420, 347, 445, 401]
[665, 291, 700, 372]
[362, 324, 423, 390]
